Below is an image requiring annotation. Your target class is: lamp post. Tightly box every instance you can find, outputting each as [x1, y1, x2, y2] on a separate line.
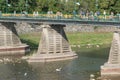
[5, 0, 11, 13]
[6, 0, 8, 13]
[25, 0, 28, 12]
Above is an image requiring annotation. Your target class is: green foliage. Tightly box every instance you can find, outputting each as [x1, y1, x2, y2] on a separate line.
[0, 0, 120, 14]
[111, 0, 120, 13]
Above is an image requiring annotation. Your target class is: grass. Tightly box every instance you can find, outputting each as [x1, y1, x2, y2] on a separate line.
[19, 32, 41, 50]
[19, 32, 113, 49]
[67, 32, 113, 46]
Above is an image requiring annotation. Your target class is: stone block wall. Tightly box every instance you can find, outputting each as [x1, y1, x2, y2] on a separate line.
[15, 22, 120, 34]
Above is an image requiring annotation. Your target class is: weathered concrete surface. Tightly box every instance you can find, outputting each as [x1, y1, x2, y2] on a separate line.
[15, 22, 119, 34]
[101, 31, 120, 75]
[28, 24, 77, 62]
[0, 22, 30, 56]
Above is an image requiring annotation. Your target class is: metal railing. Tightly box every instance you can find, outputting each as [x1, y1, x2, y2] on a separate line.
[0, 13, 120, 23]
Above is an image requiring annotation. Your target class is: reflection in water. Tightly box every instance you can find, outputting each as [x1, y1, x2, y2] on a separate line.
[1, 46, 119, 80]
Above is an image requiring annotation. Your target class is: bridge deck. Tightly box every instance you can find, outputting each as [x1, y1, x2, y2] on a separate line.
[0, 17, 120, 26]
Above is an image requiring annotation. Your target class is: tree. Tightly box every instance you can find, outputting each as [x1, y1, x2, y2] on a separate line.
[111, 0, 120, 13]
[99, 0, 117, 13]
[0, 0, 6, 12]
[0, 0, 120, 14]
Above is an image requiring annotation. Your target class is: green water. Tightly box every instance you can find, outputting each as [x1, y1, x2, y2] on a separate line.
[0, 46, 110, 80]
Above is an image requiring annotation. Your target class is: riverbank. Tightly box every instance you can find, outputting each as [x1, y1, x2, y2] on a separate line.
[19, 32, 113, 49]
[67, 32, 113, 47]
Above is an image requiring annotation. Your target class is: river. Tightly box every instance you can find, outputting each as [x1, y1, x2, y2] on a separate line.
[0, 46, 110, 80]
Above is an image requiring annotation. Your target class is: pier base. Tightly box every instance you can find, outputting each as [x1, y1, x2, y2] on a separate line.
[101, 63, 120, 75]
[28, 24, 77, 62]
[0, 22, 29, 56]
[101, 31, 120, 76]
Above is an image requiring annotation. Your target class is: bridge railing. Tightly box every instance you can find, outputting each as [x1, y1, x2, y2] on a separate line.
[0, 13, 120, 22]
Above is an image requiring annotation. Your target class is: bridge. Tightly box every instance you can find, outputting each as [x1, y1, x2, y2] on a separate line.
[0, 17, 120, 26]
[0, 16, 120, 76]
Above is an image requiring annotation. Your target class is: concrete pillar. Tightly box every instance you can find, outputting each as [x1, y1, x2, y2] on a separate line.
[28, 24, 77, 62]
[0, 22, 29, 56]
[101, 31, 120, 76]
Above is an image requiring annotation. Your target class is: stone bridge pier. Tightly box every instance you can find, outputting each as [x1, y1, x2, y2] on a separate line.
[101, 31, 120, 76]
[28, 24, 77, 62]
[0, 22, 29, 56]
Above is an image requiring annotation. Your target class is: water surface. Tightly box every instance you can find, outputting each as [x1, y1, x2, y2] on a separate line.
[0, 46, 110, 80]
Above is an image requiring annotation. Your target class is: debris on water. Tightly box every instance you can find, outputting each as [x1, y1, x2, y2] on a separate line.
[3, 58, 12, 62]
[90, 74, 95, 78]
[90, 74, 95, 80]
[24, 72, 27, 76]
[0, 59, 3, 63]
[56, 68, 62, 72]
[21, 56, 29, 60]
[90, 79, 95, 80]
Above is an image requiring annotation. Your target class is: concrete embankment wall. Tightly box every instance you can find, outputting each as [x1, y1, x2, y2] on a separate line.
[14, 22, 119, 34]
